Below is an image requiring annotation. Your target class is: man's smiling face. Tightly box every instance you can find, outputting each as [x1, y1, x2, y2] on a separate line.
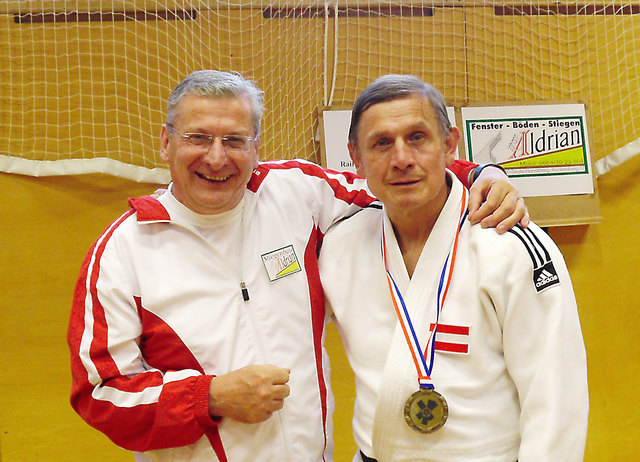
[160, 94, 259, 215]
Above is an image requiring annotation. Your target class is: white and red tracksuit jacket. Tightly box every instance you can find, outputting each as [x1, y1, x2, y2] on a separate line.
[68, 159, 474, 461]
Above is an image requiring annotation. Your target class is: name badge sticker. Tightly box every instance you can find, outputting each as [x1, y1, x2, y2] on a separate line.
[261, 245, 302, 282]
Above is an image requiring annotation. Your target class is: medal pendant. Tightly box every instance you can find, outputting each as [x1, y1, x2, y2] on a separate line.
[403, 388, 448, 433]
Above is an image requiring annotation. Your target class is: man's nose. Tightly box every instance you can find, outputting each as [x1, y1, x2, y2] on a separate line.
[390, 139, 415, 169]
[202, 138, 227, 168]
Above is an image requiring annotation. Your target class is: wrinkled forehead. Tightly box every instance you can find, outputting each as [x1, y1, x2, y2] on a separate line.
[358, 95, 439, 136]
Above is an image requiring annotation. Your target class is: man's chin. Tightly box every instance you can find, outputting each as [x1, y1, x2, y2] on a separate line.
[194, 191, 244, 215]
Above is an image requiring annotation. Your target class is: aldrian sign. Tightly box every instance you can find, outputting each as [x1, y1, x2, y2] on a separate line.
[463, 106, 590, 178]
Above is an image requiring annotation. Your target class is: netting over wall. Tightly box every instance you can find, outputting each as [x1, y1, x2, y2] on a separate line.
[1, 1, 639, 182]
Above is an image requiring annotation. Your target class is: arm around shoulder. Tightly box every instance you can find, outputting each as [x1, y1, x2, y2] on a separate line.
[467, 164, 530, 234]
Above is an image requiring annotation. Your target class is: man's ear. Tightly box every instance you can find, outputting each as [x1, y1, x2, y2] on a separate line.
[159, 125, 170, 163]
[444, 126, 461, 166]
[348, 142, 365, 177]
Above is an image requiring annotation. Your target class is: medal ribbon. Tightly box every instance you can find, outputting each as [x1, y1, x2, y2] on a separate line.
[382, 188, 468, 390]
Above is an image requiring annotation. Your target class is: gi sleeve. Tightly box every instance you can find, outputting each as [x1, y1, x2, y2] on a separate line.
[493, 225, 588, 461]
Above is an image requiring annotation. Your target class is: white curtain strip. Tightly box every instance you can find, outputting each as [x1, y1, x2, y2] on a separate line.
[595, 136, 640, 178]
[0, 155, 171, 184]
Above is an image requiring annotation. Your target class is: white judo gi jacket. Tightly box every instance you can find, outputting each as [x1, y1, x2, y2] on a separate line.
[320, 172, 588, 462]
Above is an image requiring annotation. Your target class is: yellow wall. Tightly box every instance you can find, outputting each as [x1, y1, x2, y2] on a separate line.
[3, 153, 640, 462]
[0, 174, 150, 461]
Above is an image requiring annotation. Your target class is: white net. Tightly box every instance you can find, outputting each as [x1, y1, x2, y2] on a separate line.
[1, 1, 639, 182]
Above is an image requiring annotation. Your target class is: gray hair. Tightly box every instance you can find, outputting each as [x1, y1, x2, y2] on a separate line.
[166, 70, 265, 136]
[348, 74, 452, 146]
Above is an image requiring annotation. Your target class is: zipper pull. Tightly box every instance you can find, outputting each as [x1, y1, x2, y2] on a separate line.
[240, 282, 250, 302]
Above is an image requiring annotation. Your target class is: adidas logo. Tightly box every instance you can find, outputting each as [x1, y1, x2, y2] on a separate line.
[536, 269, 559, 287]
[533, 262, 560, 292]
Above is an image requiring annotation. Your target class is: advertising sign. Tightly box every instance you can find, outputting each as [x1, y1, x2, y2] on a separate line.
[462, 104, 593, 197]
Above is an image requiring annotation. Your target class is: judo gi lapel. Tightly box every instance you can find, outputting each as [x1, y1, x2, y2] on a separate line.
[372, 173, 466, 458]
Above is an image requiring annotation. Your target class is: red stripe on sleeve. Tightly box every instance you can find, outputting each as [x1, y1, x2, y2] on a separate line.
[304, 226, 330, 461]
[249, 160, 376, 208]
[77, 210, 135, 385]
[448, 159, 477, 189]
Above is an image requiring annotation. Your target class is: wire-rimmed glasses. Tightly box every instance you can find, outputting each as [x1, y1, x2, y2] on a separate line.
[165, 124, 257, 154]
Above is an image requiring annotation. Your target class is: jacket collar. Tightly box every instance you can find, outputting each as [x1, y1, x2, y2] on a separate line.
[128, 196, 171, 223]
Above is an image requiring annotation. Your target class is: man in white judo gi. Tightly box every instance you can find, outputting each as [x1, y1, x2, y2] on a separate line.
[319, 75, 589, 462]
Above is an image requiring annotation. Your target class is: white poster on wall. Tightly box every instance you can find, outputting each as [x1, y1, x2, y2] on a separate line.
[322, 110, 356, 173]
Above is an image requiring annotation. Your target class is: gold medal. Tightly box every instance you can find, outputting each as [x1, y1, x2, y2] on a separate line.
[404, 388, 448, 433]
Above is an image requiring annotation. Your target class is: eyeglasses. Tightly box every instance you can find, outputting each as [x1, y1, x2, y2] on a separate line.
[166, 124, 257, 153]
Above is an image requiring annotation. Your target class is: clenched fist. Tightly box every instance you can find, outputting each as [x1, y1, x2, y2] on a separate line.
[208, 365, 291, 423]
